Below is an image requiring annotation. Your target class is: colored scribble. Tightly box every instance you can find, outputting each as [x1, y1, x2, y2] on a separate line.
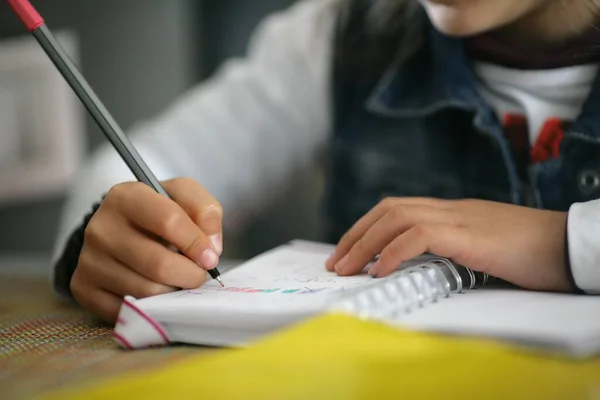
[187, 286, 330, 295]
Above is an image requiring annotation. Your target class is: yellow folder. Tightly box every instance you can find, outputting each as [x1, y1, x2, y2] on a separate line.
[41, 313, 600, 400]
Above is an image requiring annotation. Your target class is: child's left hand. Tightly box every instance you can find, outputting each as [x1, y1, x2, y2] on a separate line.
[325, 197, 573, 292]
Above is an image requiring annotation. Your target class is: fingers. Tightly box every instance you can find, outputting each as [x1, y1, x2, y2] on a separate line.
[72, 245, 189, 324]
[107, 182, 219, 271]
[334, 205, 456, 276]
[71, 268, 124, 324]
[162, 178, 223, 255]
[85, 215, 207, 289]
[326, 198, 398, 270]
[73, 177, 222, 324]
[78, 242, 185, 296]
[325, 197, 451, 270]
[370, 223, 471, 278]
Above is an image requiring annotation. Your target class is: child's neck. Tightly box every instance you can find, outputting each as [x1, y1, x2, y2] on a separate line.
[465, 0, 600, 70]
[465, 27, 600, 70]
[497, 0, 599, 45]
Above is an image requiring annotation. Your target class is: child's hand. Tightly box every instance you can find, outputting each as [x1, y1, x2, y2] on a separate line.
[326, 198, 572, 292]
[70, 177, 223, 323]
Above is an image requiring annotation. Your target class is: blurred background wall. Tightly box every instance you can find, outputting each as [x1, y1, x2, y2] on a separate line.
[0, 0, 326, 275]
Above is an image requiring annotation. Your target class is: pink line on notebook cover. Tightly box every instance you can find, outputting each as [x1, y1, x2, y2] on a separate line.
[121, 297, 170, 344]
[113, 332, 133, 350]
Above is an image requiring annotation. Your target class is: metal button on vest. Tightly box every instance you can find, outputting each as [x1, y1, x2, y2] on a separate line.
[578, 170, 600, 194]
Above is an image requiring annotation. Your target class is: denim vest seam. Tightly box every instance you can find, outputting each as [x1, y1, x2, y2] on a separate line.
[566, 131, 600, 144]
[365, 97, 474, 118]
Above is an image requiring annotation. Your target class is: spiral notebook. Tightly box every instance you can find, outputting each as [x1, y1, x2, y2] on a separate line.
[114, 240, 600, 358]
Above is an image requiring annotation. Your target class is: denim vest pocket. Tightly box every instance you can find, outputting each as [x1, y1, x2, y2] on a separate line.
[532, 134, 600, 210]
[327, 114, 514, 239]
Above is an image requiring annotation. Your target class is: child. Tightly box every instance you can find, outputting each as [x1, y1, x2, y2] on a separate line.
[52, 0, 600, 323]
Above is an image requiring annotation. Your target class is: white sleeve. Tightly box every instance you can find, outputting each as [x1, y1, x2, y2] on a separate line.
[567, 199, 600, 294]
[50, 0, 340, 284]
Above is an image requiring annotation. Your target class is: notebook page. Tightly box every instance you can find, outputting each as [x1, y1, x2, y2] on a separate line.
[134, 244, 384, 330]
[396, 288, 600, 357]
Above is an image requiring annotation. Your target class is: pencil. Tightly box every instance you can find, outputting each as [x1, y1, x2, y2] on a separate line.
[7, 0, 224, 287]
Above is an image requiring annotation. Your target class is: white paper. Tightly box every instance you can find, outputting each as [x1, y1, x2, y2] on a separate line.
[135, 244, 382, 328]
[123, 242, 600, 356]
[396, 288, 600, 356]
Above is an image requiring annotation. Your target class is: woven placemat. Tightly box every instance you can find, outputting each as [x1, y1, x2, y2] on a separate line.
[0, 276, 208, 400]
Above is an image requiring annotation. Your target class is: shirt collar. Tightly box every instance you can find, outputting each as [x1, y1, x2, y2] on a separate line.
[366, 19, 484, 118]
[364, 17, 600, 142]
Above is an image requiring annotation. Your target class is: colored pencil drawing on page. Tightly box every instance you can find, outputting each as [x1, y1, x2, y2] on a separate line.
[181, 280, 369, 296]
[183, 286, 331, 296]
[176, 276, 375, 300]
[151, 246, 382, 309]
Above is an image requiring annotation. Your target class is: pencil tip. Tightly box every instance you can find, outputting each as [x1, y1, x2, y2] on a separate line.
[216, 276, 224, 287]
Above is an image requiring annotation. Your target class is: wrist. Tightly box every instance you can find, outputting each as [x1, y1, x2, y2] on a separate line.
[52, 196, 104, 298]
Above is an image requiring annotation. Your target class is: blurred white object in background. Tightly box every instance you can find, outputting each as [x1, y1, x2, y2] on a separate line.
[0, 31, 85, 204]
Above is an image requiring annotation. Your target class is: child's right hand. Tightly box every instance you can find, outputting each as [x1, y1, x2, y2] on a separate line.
[70, 177, 223, 323]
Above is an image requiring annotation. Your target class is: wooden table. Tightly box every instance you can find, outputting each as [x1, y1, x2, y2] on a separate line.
[0, 259, 240, 400]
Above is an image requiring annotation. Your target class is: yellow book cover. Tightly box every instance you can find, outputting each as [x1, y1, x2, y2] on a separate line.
[41, 313, 600, 400]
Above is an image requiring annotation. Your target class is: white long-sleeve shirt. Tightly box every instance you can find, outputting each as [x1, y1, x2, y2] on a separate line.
[51, 0, 600, 294]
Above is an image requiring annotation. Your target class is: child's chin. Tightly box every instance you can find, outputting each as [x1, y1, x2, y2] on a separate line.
[421, 0, 501, 38]
[428, 12, 494, 38]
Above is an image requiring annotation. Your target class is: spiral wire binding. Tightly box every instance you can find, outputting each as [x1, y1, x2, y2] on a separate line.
[330, 258, 494, 321]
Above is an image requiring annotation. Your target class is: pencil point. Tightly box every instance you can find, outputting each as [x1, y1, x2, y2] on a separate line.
[216, 276, 224, 287]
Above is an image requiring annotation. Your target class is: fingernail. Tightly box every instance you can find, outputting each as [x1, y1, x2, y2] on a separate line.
[368, 261, 380, 278]
[209, 234, 222, 255]
[200, 248, 219, 270]
[334, 254, 349, 273]
[325, 253, 336, 269]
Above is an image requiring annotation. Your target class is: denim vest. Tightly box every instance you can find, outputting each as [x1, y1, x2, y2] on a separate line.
[325, 16, 600, 243]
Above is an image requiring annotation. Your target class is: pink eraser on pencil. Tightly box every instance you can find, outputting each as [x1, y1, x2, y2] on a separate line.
[6, 0, 44, 31]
